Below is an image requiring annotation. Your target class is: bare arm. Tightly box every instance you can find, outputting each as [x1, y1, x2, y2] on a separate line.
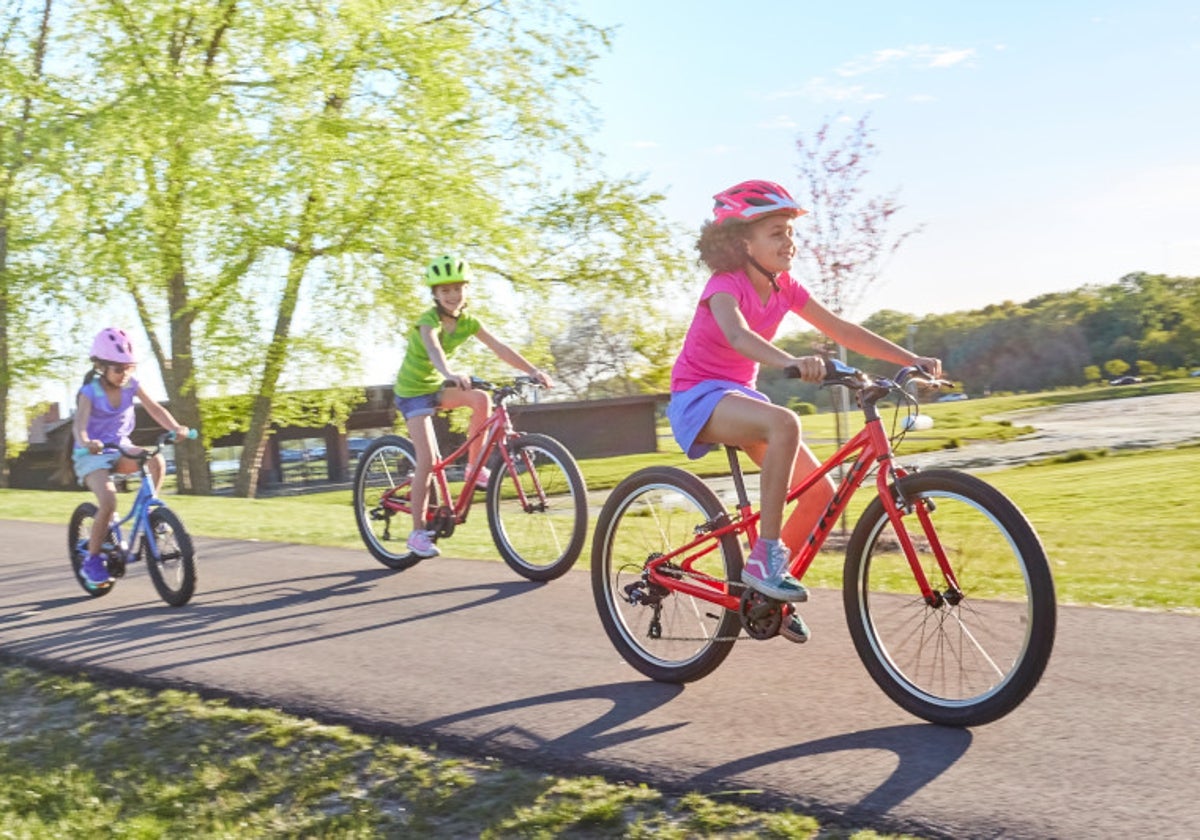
[73, 393, 100, 452]
[708, 292, 817, 375]
[475, 326, 553, 388]
[797, 297, 942, 377]
[419, 324, 471, 390]
[135, 385, 189, 437]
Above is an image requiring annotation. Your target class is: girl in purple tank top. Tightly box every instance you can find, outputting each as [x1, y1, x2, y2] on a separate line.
[72, 327, 189, 587]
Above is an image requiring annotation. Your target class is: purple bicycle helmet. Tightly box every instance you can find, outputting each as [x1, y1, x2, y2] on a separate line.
[90, 327, 136, 364]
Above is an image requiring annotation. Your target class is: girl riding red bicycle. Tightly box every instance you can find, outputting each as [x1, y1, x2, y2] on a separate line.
[667, 179, 940, 611]
[393, 255, 552, 558]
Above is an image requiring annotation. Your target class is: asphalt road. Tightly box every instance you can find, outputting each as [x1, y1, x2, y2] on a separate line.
[3, 519, 1198, 839]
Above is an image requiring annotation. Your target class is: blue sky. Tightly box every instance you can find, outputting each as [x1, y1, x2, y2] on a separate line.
[574, 0, 1200, 316]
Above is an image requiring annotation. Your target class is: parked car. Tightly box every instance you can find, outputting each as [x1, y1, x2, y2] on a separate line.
[1108, 376, 1141, 386]
[937, 393, 969, 402]
[1190, 369, 1200, 378]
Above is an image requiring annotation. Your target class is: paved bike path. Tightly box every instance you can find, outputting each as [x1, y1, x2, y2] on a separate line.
[2, 520, 1197, 839]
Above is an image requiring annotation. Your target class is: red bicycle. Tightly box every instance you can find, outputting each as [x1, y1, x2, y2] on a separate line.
[353, 376, 587, 581]
[591, 360, 1056, 726]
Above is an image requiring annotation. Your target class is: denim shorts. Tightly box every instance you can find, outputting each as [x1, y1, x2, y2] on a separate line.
[394, 391, 441, 420]
[73, 451, 121, 486]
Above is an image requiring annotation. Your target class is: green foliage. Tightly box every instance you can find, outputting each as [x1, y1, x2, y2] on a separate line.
[199, 388, 367, 443]
[1082, 365, 1101, 383]
[788, 399, 818, 416]
[1105, 358, 1131, 377]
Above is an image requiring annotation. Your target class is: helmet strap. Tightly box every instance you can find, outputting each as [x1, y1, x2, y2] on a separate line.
[745, 253, 781, 292]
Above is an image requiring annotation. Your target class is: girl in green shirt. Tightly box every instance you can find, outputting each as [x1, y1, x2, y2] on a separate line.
[394, 255, 552, 558]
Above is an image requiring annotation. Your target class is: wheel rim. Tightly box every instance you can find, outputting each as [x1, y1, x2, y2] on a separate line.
[601, 482, 735, 669]
[854, 488, 1036, 707]
[358, 444, 416, 558]
[490, 444, 580, 570]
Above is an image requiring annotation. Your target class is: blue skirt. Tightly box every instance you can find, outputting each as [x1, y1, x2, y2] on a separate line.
[667, 380, 769, 459]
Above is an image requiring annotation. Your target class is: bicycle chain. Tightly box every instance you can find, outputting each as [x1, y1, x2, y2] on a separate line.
[641, 565, 756, 642]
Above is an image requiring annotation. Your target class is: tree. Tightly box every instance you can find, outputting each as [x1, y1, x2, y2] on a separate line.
[63, 0, 684, 497]
[790, 115, 921, 459]
[0, 0, 58, 483]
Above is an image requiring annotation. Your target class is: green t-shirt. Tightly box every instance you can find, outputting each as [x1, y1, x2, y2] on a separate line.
[394, 308, 482, 398]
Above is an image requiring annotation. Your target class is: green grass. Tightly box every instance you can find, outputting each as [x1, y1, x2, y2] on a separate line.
[0, 662, 917, 839]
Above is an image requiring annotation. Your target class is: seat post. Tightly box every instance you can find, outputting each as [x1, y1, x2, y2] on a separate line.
[724, 445, 752, 509]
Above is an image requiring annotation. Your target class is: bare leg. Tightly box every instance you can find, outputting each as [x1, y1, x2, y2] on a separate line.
[84, 470, 119, 555]
[440, 386, 491, 469]
[779, 444, 836, 553]
[696, 395, 799, 540]
[406, 414, 440, 532]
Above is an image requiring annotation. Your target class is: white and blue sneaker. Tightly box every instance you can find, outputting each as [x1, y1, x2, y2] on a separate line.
[405, 529, 441, 559]
[742, 539, 808, 602]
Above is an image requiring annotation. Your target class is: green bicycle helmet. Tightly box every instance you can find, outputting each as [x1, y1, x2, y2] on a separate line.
[425, 255, 471, 286]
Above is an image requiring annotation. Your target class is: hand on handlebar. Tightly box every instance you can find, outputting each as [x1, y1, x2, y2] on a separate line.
[785, 355, 828, 383]
[912, 356, 943, 379]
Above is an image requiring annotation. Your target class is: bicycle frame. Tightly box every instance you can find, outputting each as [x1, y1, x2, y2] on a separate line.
[107, 459, 169, 565]
[644, 374, 961, 611]
[379, 385, 553, 527]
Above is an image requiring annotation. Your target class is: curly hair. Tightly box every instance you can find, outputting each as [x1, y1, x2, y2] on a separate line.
[695, 220, 751, 273]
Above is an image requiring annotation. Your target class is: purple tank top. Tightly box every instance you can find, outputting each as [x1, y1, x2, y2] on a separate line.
[80, 377, 139, 444]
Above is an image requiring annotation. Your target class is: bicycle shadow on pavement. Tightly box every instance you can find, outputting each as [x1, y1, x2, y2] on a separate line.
[0, 571, 542, 677]
[416, 680, 970, 833]
[417, 680, 690, 767]
[691, 724, 972, 825]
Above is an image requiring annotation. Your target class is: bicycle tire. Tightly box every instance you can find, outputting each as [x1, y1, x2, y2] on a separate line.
[67, 502, 114, 599]
[591, 466, 743, 683]
[486, 433, 587, 581]
[352, 435, 426, 570]
[844, 468, 1056, 726]
[145, 507, 197, 607]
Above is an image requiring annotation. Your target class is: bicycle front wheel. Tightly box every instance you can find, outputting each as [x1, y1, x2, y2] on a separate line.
[845, 469, 1056, 726]
[486, 433, 587, 581]
[591, 467, 743, 683]
[353, 435, 424, 570]
[145, 507, 196, 607]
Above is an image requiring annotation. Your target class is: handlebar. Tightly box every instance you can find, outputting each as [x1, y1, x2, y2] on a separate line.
[442, 375, 544, 407]
[785, 358, 953, 393]
[75, 429, 197, 460]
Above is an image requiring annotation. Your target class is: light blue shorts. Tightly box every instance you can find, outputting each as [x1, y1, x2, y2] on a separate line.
[394, 391, 441, 420]
[73, 451, 121, 486]
[667, 380, 770, 459]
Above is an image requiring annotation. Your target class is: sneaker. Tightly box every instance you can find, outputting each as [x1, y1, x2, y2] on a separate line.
[780, 610, 811, 644]
[80, 552, 113, 587]
[473, 466, 491, 491]
[742, 540, 808, 602]
[405, 529, 441, 559]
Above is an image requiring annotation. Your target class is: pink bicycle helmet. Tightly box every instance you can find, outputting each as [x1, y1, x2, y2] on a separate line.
[711, 179, 807, 226]
[90, 327, 137, 364]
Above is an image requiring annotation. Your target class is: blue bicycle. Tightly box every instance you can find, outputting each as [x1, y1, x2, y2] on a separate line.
[68, 430, 199, 606]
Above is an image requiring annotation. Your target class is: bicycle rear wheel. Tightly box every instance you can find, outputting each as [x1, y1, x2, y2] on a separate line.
[353, 435, 425, 570]
[486, 433, 587, 581]
[145, 507, 196, 607]
[591, 467, 743, 683]
[67, 502, 114, 598]
[845, 469, 1056, 726]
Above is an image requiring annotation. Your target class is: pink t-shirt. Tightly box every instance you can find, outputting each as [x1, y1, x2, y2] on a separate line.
[670, 270, 810, 391]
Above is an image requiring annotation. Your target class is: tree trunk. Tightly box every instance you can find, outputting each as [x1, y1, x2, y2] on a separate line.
[233, 233, 315, 498]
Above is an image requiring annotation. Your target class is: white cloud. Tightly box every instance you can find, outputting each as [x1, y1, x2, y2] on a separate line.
[757, 114, 799, 130]
[837, 45, 978, 77]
